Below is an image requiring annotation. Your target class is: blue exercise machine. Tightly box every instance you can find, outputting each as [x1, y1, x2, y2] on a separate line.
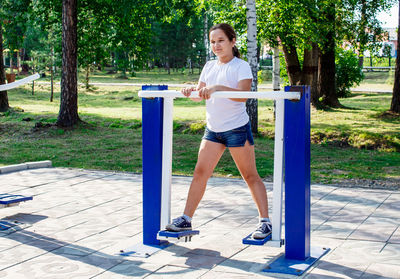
[120, 84, 329, 275]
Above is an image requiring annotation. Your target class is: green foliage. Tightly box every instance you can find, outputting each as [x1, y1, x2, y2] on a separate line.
[348, 132, 400, 152]
[183, 121, 206, 134]
[257, 70, 272, 83]
[1, 0, 32, 51]
[335, 48, 364, 98]
[150, 1, 207, 72]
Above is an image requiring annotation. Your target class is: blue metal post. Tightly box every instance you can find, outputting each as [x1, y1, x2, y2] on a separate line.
[284, 85, 311, 260]
[142, 85, 168, 246]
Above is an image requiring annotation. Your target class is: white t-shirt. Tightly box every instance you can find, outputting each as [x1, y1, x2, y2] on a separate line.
[199, 57, 253, 132]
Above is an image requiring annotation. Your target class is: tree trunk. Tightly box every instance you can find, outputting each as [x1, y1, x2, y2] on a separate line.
[282, 44, 302, 85]
[50, 47, 54, 102]
[9, 53, 13, 74]
[85, 64, 90, 90]
[246, 0, 258, 133]
[17, 51, 21, 76]
[358, 0, 367, 68]
[272, 46, 280, 91]
[318, 45, 340, 107]
[390, 1, 400, 113]
[318, 3, 340, 108]
[204, 11, 210, 62]
[0, 22, 9, 112]
[301, 43, 320, 107]
[57, 0, 79, 127]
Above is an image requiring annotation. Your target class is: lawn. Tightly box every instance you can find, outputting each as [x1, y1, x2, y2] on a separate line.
[1, 69, 399, 187]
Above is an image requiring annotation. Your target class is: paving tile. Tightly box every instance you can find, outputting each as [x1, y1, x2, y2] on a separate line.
[313, 221, 359, 239]
[169, 251, 227, 269]
[145, 264, 208, 278]
[361, 263, 400, 278]
[306, 259, 367, 279]
[329, 240, 386, 263]
[348, 217, 398, 242]
[328, 208, 370, 223]
[0, 244, 47, 270]
[378, 244, 400, 266]
[388, 226, 400, 244]
[200, 270, 272, 278]
[0, 253, 108, 279]
[91, 261, 160, 278]
[0, 167, 398, 279]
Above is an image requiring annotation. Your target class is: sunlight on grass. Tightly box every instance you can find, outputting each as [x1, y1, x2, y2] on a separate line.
[2, 72, 400, 186]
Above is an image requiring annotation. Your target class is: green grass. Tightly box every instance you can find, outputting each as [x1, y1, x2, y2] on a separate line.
[1, 70, 400, 187]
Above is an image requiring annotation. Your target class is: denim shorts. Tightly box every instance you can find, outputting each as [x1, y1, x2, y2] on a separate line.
[202, 122, 254, 147]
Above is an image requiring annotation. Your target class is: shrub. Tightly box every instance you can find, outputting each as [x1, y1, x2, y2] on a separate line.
[257, 69, 272, 83]
[335, 48, 364, 98]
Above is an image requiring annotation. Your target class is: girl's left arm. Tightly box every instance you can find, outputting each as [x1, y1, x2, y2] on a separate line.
[198, 79, 252, 102]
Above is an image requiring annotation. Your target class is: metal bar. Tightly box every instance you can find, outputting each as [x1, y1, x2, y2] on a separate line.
[284, 86, 311, 260]
[271, 99, 284, 245]
[142, 95, 164, 246]
[160, 97, 173, 231]
[138, 90, 300, 100]
[0, 73, 40, 91]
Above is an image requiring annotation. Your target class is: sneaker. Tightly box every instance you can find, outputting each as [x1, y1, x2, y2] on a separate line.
[165, 216, 192, 232]
[252, 221, 272, 239]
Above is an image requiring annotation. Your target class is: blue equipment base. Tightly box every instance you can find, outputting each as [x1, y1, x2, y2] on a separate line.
[158, 230, 199, 242]
[263, 246, 330, 276]
[242, 233, 271, 245]
[0, 194, 33, 205]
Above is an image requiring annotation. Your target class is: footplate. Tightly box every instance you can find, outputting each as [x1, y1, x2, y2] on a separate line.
[0, 194, 33, 207]
[158, 230, 200, 242]
[242, 233, 272, 245]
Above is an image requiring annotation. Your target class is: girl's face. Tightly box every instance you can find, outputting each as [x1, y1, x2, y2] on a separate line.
[209, 28, 236, 59]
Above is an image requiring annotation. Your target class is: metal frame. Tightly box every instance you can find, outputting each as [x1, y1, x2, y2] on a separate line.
[0, 73, 40, 91]
[127, 85, 329, 275]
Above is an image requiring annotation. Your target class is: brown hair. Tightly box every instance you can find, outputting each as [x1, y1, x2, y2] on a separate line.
[209, 23, 240, 58]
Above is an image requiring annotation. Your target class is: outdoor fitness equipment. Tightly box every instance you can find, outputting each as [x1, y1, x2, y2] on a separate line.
[0, 73, 40, 91]
[120, 85, 329, 276]
[0, 74, 39, 231]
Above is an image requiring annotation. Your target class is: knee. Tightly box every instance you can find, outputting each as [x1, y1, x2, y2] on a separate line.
[242, 173, 262, 187]
[193, 166, 212, 182]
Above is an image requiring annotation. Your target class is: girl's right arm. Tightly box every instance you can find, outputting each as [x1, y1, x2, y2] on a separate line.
[181, 81, 206, 102]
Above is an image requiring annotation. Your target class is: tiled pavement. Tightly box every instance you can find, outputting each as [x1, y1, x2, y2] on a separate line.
[0, 168, 399, 278]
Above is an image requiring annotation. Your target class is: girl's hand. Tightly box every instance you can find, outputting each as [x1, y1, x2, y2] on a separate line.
[181, 87, 196, 97]
[198, 86, 216, 100]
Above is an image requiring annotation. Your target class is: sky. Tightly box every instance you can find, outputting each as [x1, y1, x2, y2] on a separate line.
[377, 3, 399, 28]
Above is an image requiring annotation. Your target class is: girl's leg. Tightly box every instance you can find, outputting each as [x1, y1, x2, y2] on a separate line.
[229, 141, 269, 218]
[183, 139, 226, 217]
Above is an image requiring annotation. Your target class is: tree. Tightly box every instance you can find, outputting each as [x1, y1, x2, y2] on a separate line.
[390, 1, 400, 113]
[246, 0, 259, 133]
[317, 1, 339, 107]
[0, 21, 8, 112]
[57, 0, 79, 127]
[341, 0, 395, 67]
[78, 6, 109, 88]
[0, 0, 31, 111]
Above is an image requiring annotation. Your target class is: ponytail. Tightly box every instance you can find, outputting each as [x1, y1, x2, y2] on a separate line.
[232, 46, 240, 58]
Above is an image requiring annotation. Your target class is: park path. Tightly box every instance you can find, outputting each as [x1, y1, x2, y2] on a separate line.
[0, 167, 399, 278]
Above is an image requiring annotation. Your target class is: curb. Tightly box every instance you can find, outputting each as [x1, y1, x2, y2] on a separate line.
[0, 161, 52, 174]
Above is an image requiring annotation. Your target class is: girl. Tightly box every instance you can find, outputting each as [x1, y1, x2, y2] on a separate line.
[165, 23, 271, 239]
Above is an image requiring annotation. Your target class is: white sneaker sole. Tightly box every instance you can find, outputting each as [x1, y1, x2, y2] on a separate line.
[165, 224, 192, 232]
